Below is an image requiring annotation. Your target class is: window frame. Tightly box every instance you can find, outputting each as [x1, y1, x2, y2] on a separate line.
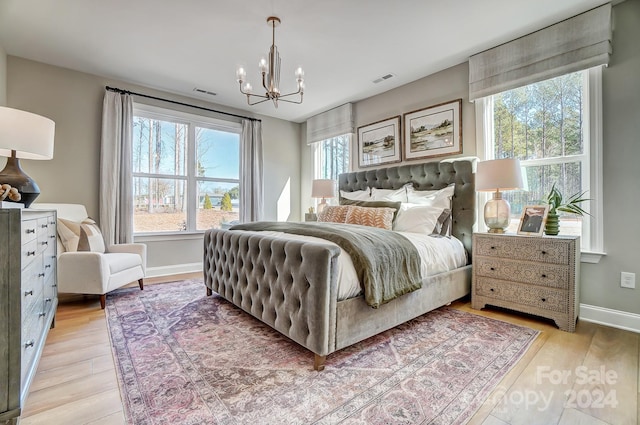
[312, 133, 352, 206]
[475, 67, 605, 263]
[132, 103, 242, 237]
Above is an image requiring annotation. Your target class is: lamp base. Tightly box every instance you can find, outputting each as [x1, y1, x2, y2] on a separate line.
[483, 191, 511, 234]
[0, 155, 40, 208]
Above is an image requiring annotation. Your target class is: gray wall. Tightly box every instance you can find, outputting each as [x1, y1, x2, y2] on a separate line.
[5, 57, 301, 271]
[0, 44, 6, 105]
[302, 0, 640, 316]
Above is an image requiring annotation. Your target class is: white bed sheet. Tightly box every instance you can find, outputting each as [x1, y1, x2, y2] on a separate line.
[253, 230, 468, 300]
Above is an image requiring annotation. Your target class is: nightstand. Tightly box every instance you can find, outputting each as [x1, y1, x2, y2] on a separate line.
[471, 233, 580, 332]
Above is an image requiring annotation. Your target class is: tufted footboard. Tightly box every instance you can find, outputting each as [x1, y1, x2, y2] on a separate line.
[204, 229, 341, 361]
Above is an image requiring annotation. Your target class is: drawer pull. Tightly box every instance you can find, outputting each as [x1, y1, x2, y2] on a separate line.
[27, 250, 36, 256]
[541, 250, 547, 255]
[24, 290, 33, 296]
[490, 288, 495, 292]
[26, 228, 36, 234]
[541, 274, 547, 278]
[41, 224, 48, 228]
[25, 340, 35, 349]
[45, 298, 52, 303]
[541, 298, 547, 302]
[39, 312, 46, 317]
[41, 241, 48, 246]
[38, 273, 46, 278]
[490, 246, 496, 250]
[50, 235, 56, 239]
[45, 264, 52, 269]
[490, 267, 495, 271]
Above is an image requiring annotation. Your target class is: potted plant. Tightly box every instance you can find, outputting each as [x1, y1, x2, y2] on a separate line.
[543, 183, 590, 236]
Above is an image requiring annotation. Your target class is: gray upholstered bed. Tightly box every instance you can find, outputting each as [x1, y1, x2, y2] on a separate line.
[203, 158, 476, 370]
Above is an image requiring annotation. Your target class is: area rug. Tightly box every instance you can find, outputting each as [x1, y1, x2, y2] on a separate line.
[105, 279, 539, 425]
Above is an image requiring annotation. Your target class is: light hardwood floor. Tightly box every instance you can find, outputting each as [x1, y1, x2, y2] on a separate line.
[19, 274, 639, 425]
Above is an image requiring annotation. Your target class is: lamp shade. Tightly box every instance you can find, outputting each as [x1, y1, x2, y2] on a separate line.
[476, 158, 523, 191]
[311, 179, 336, 198]
[0, 107, 55, 160]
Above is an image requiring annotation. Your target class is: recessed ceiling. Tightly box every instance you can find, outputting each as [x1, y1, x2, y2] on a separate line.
[0, 0, 606, 123]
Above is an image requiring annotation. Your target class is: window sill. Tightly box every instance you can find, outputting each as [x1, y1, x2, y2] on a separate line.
[581, 251, 606, 264]
[134, 231, 205, 243]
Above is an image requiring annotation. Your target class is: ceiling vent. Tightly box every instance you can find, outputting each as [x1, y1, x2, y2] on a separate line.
[193, 88, 217, 96]
[372, 73, 396, 84]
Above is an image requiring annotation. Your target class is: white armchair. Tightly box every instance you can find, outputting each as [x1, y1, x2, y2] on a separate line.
[31, 203, 146, 309]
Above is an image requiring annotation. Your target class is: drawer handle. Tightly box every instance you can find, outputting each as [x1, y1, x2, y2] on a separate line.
[490, 267, 495, 271]
[38, 273, 46, 278]
[541, 298, 547, 302]
[52, 284, 58, 288]
[490, 246, 496, 250]
[39, 312, 46, 317]
[490, 288, 495, 292]
[541, 250, 547, 255]
[41, 224, 49, 228]
[25, 340, 35, 349]
[45, 298, 52, 303]
[541, 274, 547, 278]
[45, 264, 52, 269]
[41, 241, 48, 246]
[27, 250, 36, 256]
[26, 228, 36, 234]
[24, 290, 33, 296]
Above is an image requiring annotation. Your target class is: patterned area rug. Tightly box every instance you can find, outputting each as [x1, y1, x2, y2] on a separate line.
[106, 280, 539, 425]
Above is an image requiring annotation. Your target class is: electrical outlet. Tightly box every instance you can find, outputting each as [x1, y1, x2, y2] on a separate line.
[621, 272, 636, 289]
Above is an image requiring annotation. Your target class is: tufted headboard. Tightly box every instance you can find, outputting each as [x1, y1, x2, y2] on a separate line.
[338, 159, 477, 258]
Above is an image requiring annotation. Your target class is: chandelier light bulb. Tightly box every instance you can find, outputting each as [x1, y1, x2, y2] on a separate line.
[243, 83, 253, 93]
[236, 67, 246, 83]
[295, 67, 304, 79]
[299, 81, 305, 93]
[259, 58, 268, 73]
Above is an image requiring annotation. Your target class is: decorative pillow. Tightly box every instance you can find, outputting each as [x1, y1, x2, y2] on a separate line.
[430, 209, 452, 238]
[344, 206, 395, 230]
[406, 183, 455, 209]
[394, 204, 450, 235]
[57, 217, 106, 253]
[339, 189, 371, 202]
[317, 205, 350, 223]
[339, 198, 402, 221]
[370, 184, 410, 202]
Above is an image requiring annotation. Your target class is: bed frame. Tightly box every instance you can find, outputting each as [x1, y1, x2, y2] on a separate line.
[204, 158, 476, 370]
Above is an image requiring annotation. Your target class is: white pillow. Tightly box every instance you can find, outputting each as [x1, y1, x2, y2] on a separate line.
[406, 184, 455, 209]
[393, 204, 451, 236]
[370, 184, 409, 202]
[340, 189, 371, 201]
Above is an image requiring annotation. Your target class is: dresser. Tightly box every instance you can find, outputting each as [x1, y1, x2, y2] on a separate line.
[471, 233, 580, 332]
[0, 208, 58, 425]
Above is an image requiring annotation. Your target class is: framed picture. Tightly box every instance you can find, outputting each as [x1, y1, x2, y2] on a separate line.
[403, 99, 462, 161]
[517, 205, 549, 236]
[357, 116, 401, 168]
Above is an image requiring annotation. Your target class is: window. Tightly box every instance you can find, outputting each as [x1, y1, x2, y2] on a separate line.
[314, 134, 351, 180]
[478, 67, 603, 256]
[132, 105, 241, 234]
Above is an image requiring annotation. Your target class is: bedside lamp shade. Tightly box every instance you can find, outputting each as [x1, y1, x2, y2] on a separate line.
[0, 107, 55, 207]
[477, 158, 523, 233]
[312, 179, 336, 213]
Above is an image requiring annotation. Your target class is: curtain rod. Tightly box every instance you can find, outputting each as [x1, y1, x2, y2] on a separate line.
[105, 86, 261, 122]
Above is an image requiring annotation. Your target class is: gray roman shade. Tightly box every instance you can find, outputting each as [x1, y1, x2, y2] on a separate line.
[469, 3, 612, 101]
[306, 103, 354, 145]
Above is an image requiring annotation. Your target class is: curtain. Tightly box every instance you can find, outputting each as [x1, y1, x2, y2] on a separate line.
[306, 103, 354, 145]
[240, 119, 263, 222]
[100, 91, 133, 245]
[469, 3, 611, 101]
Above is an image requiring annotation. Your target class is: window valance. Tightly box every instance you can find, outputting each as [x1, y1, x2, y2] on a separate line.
[306, 103, 354, 145]
[469, 3, 611, 101]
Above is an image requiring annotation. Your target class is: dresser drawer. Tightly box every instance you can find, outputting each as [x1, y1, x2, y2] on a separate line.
[21, 312, 46, 385]
[21, 260, 45, 316]
[21, 218, 38, 244]
[21, 238, 39, 269]
[475, 256, 570, 289]
[475, 277, 569, 313]
[475, 235, 570, 265]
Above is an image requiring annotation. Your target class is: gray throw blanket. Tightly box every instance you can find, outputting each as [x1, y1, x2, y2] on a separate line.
[229, 221, 422, 308]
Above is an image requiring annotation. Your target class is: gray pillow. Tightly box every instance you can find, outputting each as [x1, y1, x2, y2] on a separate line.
[338, 199, 402, 221]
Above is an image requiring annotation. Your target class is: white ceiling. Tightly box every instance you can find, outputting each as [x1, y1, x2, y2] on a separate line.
[0, 0, 606, 123]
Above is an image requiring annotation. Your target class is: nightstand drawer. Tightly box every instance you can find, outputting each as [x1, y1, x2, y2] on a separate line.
[475, 235, 569, 264]
[475, 277, 569, 313]
[475, 256, 570, 289]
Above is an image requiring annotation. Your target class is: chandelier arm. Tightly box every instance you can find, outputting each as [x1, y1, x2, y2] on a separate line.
[277, 95, 304, 105]
[246, 96, 272, 106]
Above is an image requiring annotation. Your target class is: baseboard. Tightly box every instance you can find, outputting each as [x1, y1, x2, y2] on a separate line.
[580, 303, 640, 333]
[146, 262, 202, 278]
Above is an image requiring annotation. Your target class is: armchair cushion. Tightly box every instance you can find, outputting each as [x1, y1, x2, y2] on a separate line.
[57, 217, 106, 253]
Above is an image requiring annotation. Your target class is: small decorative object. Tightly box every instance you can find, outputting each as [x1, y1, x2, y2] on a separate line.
[517, 205, 549, 236]
[308, 206, 314, 214]
[0, 183, 22, 202]
[312, 179, 336, 214]
[357, 116, 401, 167]
[476, 158, 524, 233]
[544, 184, 590, 236]
[403, 99, 462, 161]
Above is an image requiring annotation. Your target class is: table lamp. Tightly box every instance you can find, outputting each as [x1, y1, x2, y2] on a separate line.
[476, 158, 523, 233]
[311, 179, 336, 213]
[0, 107, 55, 207]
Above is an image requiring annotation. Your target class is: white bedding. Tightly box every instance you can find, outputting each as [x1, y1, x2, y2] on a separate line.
[254, 230, 468, 300]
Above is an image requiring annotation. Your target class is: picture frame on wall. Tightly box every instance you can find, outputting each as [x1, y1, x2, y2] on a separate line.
[403, 99, 462, 161]
[357, 116, 402, 168]
[517, 205, 549, 236]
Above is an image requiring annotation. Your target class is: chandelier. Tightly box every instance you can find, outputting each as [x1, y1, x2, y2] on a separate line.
[236, 16, 305, 108]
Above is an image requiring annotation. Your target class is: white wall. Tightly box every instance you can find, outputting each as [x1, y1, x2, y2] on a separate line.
[6, 57, 301, 273]
[0, 43, 6, 105]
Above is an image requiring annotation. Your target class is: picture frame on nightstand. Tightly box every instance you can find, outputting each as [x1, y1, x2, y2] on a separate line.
[517, 205, 549, 236]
